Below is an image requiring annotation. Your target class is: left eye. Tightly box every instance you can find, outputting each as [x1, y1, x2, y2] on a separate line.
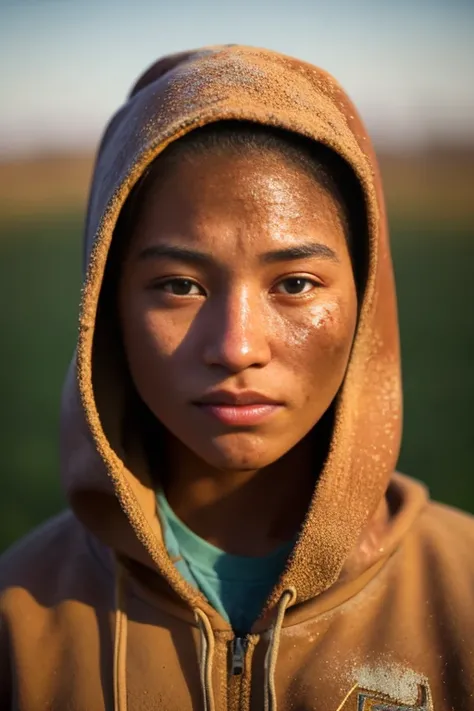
[274, 277, 317, 295]
[157, 279, 203, 296]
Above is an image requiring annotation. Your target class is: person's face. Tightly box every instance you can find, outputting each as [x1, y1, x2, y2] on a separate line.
[118, 146, 358, 471]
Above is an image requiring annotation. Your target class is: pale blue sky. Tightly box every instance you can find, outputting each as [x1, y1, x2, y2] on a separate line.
[1, 0, 473, 157]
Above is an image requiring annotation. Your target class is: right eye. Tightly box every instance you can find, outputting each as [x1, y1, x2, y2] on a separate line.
[153, 278, 205, 296]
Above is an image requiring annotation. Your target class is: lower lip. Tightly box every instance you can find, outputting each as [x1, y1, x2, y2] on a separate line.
[196, 403, 282, 426]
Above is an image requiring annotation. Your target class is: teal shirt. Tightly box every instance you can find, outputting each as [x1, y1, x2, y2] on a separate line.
[157, 491, 294, 633]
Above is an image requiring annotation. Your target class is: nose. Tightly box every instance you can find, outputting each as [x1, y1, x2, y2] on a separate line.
[202, 286, 272, 372]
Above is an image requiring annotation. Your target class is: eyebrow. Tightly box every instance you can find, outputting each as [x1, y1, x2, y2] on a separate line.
[260, 243, 339, 264]
[138, 244, 212, 267]
[137, 241, 339, 266]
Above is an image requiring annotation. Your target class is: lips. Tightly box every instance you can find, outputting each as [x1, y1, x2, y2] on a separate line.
[193, 390, 284, 426]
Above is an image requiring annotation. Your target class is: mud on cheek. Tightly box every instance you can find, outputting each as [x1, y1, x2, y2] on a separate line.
[284, 301, 351, 355]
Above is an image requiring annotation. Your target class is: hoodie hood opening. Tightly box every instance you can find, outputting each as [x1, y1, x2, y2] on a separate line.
[93, 118, 369, 500]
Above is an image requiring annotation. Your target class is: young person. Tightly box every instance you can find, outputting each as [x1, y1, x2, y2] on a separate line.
[1, 45, 473, 711]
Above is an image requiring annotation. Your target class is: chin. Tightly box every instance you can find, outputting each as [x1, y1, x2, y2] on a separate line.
[191, 432, 287, 472]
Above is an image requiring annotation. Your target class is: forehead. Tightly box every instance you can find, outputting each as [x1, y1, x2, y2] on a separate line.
[128, 149, 348, 256]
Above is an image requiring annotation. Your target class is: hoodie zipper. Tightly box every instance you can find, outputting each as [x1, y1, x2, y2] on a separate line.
[228, 636, 249, 711]
[231, 636, 248, 675]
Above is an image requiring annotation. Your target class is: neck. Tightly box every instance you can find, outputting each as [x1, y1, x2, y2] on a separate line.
[161, 434, 317, 557]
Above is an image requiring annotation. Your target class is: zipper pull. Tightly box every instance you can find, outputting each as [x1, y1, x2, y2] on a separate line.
[230, 636, 248, 675]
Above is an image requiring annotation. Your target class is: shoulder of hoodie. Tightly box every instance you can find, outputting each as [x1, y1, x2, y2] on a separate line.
[0, 510, 112, 618]
[399, 496, 474, 599]
[413, 496, 474, 550]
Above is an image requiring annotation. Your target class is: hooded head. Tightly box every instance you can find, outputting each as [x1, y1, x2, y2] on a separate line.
[61, 45, 402, 615]
[112, 121, 365, 484]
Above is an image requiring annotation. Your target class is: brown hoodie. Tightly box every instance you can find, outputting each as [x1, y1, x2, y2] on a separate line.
[1, 45, 474, 711]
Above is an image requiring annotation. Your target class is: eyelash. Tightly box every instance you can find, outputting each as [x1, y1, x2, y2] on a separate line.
[151, 278, 204, 296]
[150, 275, 322, 297]
[273, 276, 321, 296]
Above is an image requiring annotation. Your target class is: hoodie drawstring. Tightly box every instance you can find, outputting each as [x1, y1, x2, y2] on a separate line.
[194, 608, 217, 711]
[263, 587, 297, 711]
[114, 557, 295, 711]
[113, 556, 217, 711]
[194, 588, 296, 711]
[114, 557, 129, 711]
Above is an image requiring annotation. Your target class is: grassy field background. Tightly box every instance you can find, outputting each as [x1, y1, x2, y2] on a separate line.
[1, 150, 473, 552]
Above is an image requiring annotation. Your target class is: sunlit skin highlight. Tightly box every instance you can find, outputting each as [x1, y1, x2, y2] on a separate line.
[118, 148, 358, 555]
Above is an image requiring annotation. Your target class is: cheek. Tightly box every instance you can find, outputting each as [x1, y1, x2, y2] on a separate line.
[283, 299, 356, 358]
[120, 301, 197, 423]
[120, 294, 185, 376]
[275, 296, 357, 402]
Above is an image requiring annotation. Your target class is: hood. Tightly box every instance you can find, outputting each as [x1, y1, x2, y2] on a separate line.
[60, 45, 423, 622]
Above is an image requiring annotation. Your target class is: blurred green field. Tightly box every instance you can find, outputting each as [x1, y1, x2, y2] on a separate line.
[0, 212, 473, 552]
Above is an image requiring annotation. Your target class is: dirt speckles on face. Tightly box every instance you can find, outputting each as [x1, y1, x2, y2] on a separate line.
[308, 302, 340, 330]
